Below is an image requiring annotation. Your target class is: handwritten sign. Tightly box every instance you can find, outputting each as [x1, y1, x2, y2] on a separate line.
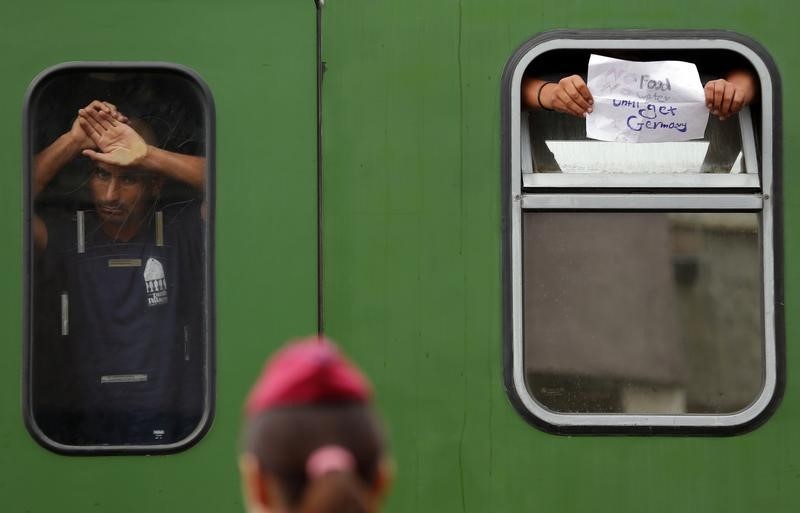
[586, 54, 708, 143]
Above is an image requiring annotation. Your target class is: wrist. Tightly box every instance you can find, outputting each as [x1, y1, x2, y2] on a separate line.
[137, 145, 159, 170]
[538, 82, 555, 111]
[61, 132, 87, 156]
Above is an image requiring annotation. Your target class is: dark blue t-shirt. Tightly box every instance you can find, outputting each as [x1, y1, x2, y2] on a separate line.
[36, 200, 204, 445]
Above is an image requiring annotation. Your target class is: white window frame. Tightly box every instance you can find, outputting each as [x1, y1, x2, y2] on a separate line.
[505, 33, 781, 432]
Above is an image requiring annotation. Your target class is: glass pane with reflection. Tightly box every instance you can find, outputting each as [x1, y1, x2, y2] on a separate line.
[28, 68, 212, 449]
[522, 212, 763, 415]
[530, 112, 746, 174]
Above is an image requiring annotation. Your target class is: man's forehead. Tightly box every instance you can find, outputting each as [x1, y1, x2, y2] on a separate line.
[92, 164, 150, 180]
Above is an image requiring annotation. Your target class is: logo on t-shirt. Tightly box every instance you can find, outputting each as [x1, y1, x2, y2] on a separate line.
[144, 257, 168, 306]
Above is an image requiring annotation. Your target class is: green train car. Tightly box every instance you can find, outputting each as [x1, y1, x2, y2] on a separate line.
[1, 0, 798, 511]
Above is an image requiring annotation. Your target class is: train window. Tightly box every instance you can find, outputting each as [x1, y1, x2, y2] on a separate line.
[502, 32, 783, 434]
[24, 64, 215, 454]
[524, 212, 762, 415]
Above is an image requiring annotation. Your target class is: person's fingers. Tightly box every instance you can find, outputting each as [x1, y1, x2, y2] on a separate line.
[103, 101, 119, 118]
[712, 80, 725, 115]
[81, 149, 114, 164]
[555, 89, 586, 117]
[102, 102, 128, 123]
[564, 75, 593, 104]
[78, 114, 102, 140]
[87, 100, 111, 114]
[720, 83, 736, 117]
[551, 93, 572, 116]
[561, 78, 592, 112]
[82, 106, 112, 131]
[705, 80, 725, 113]
[730, 88, 744, 114]
[704, 82, 715, 110]
[98, 109, 118, 127]
[720, 89, 745, 121]
[572, 76, 593, 105]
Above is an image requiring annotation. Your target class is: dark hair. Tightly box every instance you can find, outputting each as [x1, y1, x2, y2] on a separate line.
[244, 403, 386, 513]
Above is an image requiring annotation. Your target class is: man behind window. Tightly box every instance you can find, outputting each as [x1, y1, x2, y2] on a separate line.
[32, 101, 207, 446]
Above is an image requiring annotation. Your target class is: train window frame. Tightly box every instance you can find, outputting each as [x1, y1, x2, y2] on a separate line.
[501, 30, 784, 435]
[22, 62, 216, 455]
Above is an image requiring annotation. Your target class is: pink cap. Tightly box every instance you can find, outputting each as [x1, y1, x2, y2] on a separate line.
[245, 336, 372, 417]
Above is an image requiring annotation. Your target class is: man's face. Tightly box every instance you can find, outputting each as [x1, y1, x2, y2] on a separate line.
[89, 163, 156, 228]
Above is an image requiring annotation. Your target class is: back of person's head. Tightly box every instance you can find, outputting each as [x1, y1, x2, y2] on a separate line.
[240, 337, 392, 513]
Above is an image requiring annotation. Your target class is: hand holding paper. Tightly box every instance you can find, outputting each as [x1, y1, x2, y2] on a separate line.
[538, 75, 594, 117]
[704, 69, 756, 121]
[586, 54, 709, 143]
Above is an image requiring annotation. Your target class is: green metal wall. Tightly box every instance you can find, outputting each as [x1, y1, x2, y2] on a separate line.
[1, 0, 799, 512]
[0, 1, 318, 511]
[321, 1, 800, 513]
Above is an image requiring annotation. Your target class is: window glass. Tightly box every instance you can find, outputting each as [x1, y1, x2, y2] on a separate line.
[530, 109, 747, 175]
[521, 48, 761, 188]
[26, 65, 213, 451]
[523, 212, 763, 415]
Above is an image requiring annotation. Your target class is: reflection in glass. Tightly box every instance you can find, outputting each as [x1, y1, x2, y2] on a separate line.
[530, 112, 745, 174]
[522, 212, 763, 414]
[28, 69, 210, 448]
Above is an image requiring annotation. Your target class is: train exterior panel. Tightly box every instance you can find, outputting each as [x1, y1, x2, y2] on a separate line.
[1, 1, 798, 512]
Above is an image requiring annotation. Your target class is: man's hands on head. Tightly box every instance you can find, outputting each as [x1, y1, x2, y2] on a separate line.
[33, 100, 131, 201]
[79, 107, 147, 167]
[70, 100, 205, 192]
[68, 101, 127, 152]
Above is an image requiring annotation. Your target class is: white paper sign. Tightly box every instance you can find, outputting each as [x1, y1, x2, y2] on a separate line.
[586, 54, 708, 143]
